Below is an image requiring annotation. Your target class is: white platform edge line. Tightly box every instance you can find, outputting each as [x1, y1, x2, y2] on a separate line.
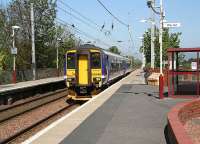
[21, 71, 132, 144]
[0, 77, 64, 93]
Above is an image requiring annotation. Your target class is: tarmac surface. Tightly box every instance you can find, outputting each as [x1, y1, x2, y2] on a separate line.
[22, 69, 189, 144]
[60, 70, 188, 144]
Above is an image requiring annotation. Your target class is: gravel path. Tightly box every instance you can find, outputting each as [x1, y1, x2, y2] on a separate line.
[0, 97, 68, 142]
[185, 117, 200, 144]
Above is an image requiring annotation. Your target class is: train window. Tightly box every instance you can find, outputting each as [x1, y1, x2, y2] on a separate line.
[67, 53, 75, 69]
[91, 52, 101, 68]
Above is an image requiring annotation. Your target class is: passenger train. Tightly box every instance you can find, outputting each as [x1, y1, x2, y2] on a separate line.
[64, 44, 132, 100]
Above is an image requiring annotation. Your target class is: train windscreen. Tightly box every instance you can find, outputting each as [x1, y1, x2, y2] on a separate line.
[67, 53, 75, 69]
[91, 52, 101, 69]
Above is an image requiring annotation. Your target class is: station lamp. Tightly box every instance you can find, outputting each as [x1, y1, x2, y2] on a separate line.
[11, 25, 20, 83]
[147, 0, 153, 8]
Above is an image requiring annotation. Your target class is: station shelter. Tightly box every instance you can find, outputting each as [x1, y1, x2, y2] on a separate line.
[167, 48, 200, 98]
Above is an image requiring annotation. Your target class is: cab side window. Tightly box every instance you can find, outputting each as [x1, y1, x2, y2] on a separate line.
[67, 53, 75, 69]
[91, 52, 101, 69]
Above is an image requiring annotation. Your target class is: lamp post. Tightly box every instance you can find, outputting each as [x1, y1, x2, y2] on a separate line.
[31, 3, 36, 80]
[150, 0, 155, 70]
[140, 18, 155, 69]
[159, 0, 164, 75]
[11, 25, 20, 83]
[56, 37, 61, 76]
[55, 26, 62, 76]
[138, 36, 145, 69]
[147, 0, 164, 99]
[147, 0, 164, 74]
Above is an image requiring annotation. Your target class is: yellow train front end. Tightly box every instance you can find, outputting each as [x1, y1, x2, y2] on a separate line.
[65, 48, 102, 101]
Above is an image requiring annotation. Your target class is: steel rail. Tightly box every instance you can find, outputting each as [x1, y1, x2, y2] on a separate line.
[0, 88, 67, 123]
[0, 103, 76, 144]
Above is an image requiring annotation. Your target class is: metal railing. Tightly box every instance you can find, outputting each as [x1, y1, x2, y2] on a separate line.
[0, 68, 64, 85]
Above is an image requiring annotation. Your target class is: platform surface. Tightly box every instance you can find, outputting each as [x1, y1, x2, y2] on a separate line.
[60, 85, 187, 144]
[23, 69, 188, 144]
[0, 77, 64, 93]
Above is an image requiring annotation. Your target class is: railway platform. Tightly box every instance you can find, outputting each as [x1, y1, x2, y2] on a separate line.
[0, 77, 64, 94]
[22, 69, 188, 144]
[0, 77, 65, 105]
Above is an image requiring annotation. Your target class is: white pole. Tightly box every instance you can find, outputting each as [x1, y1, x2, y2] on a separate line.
[56, 46, 59, 71]
[13, 55, 16, 71]
[12, 29, 15, 71]
[31, 3, 36, 80]
[56, 28, 59, 70]
[151, 0, 155, 69]
[159, 0, 163, 74]
[142, 38, 145, 69]
[56, 27, 59, 76]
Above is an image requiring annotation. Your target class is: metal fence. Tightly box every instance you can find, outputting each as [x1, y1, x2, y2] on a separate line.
[0, 68, 64, 85]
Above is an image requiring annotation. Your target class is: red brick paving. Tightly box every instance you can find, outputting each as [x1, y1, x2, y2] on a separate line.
[185, 117, 200, 144]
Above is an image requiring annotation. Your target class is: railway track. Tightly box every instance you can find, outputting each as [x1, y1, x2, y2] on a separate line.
[0, 88, 67, 123]
[0, 89, 79, 144]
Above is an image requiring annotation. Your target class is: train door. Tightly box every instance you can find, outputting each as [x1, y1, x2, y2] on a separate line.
[78, 55, 89, 85]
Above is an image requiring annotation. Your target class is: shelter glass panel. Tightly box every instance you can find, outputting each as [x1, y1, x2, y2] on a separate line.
[172, 74, 197, 95]
[176, 52, 197, 72]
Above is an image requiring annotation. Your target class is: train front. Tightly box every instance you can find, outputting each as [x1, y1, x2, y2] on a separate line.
[65, 48, 102, 101]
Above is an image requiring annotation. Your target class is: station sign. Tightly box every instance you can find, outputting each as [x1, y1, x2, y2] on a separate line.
[11, 47, 17, 55]
[163, 22, 181, 28]
[191, 62, 197, 70]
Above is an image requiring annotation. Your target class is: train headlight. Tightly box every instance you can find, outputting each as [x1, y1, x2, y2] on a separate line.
[93, 77, 101, 82]
[67, 78, 75, 82]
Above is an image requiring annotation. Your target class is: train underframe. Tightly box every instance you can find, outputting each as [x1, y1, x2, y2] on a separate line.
[67, 85, 102, 101]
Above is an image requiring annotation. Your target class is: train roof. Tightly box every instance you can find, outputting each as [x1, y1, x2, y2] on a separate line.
[68, 44, 130, 61]
[67, 44, 101, 51]
[102, 50, 129, 60]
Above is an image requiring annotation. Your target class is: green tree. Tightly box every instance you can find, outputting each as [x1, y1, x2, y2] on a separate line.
[108, 46, 121, 55]
[126, 55, 142, 68]
[141, 27, 181, 67]
[0, 8, 12, 70]
[4, 0, 78, 70]
[5, 0, 57, 69]
[57, 30, 76, 68]
[133, 58, 142, 68]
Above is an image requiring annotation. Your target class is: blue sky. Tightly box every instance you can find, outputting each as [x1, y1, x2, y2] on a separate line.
[56, 0, 200, 58]
[2, 0, 200, 59]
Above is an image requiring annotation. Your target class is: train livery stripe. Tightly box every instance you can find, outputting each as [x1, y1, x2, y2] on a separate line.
[67, 50, 77, 53]
[90, 49, 100, 52]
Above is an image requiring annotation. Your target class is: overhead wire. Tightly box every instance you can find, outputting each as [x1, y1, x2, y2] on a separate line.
[96, 0, 135, 49]
[55, 18, 111, 47]
[57, 5, 98, 30]
[58, 0, 101, 29]
[96, 0, 129, 27]
[58, 0, 112, 35]
[57, 0, 121, 47]
[55, 17, 111, 47]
